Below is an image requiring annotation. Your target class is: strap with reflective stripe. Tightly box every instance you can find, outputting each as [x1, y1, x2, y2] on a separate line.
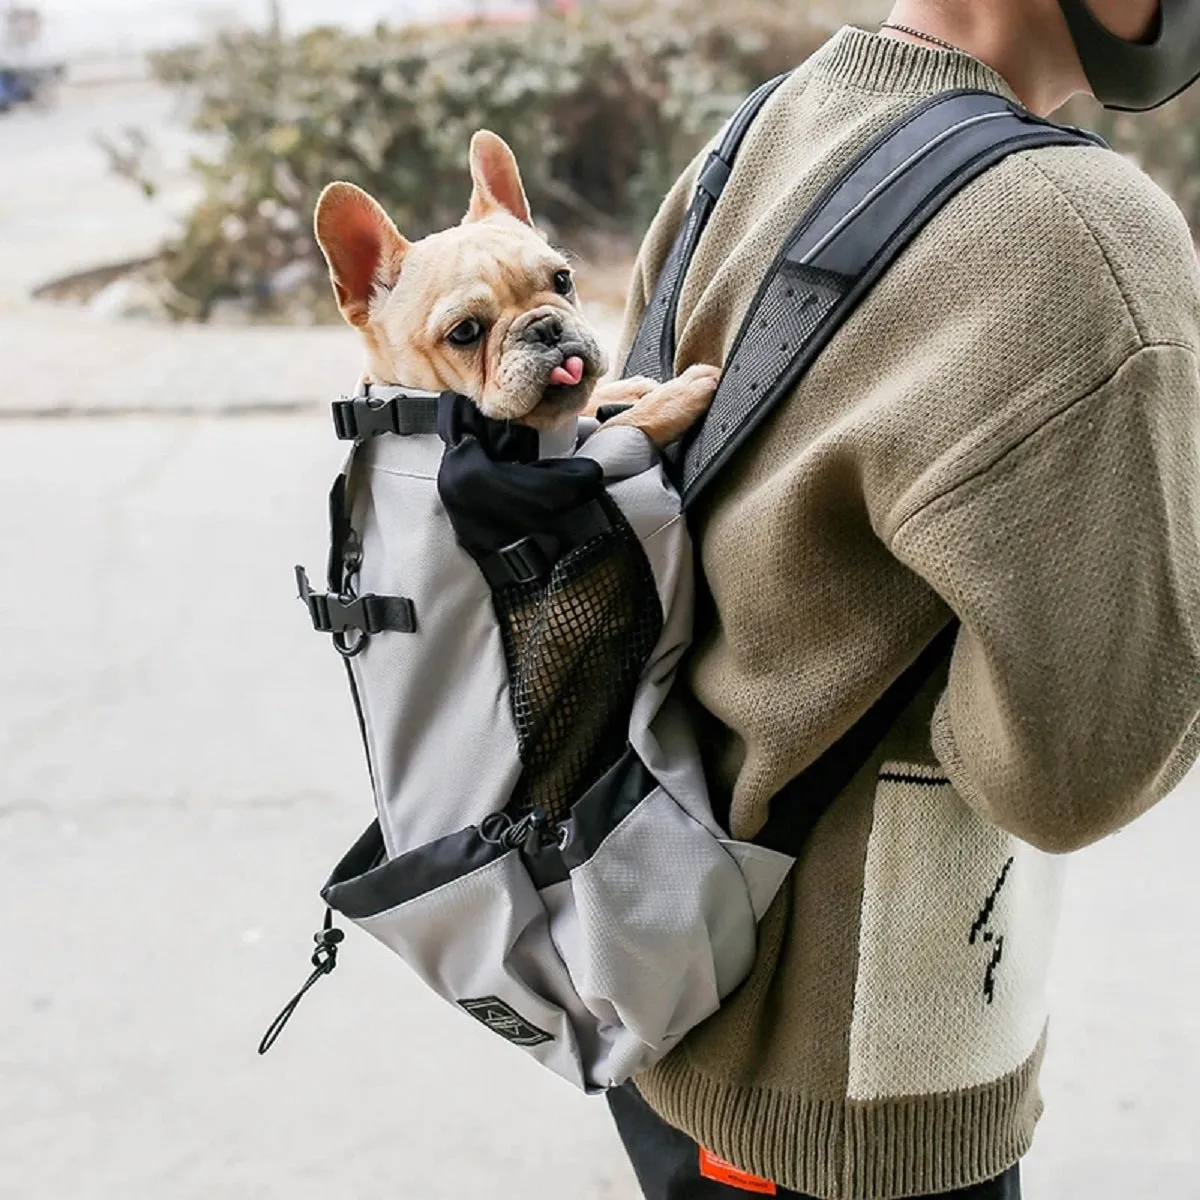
[680, 93, 1106, 502]
[622, 71, 792, 384]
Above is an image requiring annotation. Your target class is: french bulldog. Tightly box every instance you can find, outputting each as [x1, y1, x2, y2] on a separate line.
[312, 129, 719, 446]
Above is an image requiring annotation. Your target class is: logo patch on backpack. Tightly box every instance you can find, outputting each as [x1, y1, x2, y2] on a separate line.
[458, 996, 555, 1047]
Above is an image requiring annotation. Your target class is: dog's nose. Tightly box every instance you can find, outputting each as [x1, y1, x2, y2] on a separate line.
[525, 314, 564, 347]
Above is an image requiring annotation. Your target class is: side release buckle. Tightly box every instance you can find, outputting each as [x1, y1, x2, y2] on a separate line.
[331, 389, 444, 441]
[295, 566, 417, 636]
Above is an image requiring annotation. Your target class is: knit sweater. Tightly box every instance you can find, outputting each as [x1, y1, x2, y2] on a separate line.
[617, 26, 1200, 1200]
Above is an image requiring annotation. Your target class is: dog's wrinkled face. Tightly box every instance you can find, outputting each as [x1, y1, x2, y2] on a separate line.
[313, 132, 607, 427]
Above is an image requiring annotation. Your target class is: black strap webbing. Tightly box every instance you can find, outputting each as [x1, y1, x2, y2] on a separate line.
[622, 71, 792, 383]
[754, 622, 959, 856]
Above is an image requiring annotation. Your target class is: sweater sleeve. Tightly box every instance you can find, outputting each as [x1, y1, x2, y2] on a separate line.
[887, 342, 1200, 853]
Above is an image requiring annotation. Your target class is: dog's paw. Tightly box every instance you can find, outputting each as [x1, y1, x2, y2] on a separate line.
[680, 363, 722, 384]
[606, 362, 721, 449]
[673, 362, 722, 398]
[584, 375, 661, 417]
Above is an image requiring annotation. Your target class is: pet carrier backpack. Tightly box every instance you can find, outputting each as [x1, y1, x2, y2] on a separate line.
[263, 84, 1103, 1093]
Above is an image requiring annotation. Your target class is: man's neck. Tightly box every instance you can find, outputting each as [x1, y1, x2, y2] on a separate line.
[881, 0, 1087, 115]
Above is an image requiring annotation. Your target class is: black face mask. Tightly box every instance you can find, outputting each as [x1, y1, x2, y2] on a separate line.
[1057, 0, 1200, 110]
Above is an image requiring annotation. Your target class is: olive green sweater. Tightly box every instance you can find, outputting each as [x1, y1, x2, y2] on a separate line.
[618, 27, 1200, 1200]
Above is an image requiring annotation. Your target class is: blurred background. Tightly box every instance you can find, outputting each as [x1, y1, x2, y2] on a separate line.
[0, 2, 1197, 1198]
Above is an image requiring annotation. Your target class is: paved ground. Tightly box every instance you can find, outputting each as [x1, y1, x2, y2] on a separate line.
[0, 70, 1198, 1200]
[0, 78, 366, 416]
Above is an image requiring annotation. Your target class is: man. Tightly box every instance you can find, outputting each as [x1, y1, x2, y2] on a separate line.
[607, 2, 1200, 1198]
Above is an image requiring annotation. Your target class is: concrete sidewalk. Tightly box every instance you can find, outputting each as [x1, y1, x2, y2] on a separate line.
[0, 307, 362, 416]
[1, 412, 1196, 1200]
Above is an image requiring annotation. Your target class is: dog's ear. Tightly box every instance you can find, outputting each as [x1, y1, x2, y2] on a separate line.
[465, 130, 533, 226]
[314, 182, 409, 327]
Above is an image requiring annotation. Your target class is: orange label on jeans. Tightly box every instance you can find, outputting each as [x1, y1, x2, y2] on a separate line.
[698, 1147, 778, 1194]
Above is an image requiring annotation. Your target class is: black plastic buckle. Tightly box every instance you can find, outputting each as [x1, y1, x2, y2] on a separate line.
[331, 389, 443, 441]
[697, 150, 732, 201]
[332, 396, 397, 440]
[295, 567, 417, 643]
[295, 566, 365, 633]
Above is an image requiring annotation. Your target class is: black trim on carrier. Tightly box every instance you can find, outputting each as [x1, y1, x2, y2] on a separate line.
[321, 748, 657, 907]
[560, 748, 656, 872]
[322, 822, 509, 920]
[506, 748, 659, 890]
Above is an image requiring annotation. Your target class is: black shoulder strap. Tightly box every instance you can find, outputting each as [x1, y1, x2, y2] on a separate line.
[753, 622, 958, 856]
[677, 90, 1105, 503]
[622, 72, 793, 383]
[619, 87, 1105, 852]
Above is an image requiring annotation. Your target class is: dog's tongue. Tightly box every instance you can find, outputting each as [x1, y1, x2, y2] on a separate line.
[549, 356, 586, 388]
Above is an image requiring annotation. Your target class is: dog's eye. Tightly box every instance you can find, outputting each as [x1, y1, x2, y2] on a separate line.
[446, 318, 484, 347]
[552, 269, 574, 297]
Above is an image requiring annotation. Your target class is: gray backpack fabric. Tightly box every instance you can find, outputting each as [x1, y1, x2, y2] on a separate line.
[266, 85, 1103, 1093]
[305, 396, 793, 1092]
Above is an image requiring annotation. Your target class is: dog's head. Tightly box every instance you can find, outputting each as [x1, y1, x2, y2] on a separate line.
[314, 131, 607, 428]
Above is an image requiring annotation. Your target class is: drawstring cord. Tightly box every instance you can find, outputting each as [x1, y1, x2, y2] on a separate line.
[259, 811, 555, 1056]
[479, 808, 568, 854]
[258, 908, 344, 1055]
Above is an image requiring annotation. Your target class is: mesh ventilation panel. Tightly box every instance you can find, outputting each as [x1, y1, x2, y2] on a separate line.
[496, 505, 664, 824]
[683, 261, 848, 495]
[622, 202, 705, 382]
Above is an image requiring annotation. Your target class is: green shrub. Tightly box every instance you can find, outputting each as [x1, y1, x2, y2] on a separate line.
[134, 2, 847, 321]
[119, 3, 1198, 322]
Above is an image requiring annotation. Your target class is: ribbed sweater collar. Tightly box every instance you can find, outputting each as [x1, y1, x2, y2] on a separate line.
[813, 25, 1020, 104]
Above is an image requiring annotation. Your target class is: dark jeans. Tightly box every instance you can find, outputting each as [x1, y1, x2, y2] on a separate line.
[608, 1083, 1021, 1200]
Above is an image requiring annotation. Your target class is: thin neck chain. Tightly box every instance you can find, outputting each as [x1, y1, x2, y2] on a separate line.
[879, 22, 970, 56]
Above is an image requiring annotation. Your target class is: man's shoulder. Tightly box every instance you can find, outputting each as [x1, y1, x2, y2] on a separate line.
[979, 140, 1200, 350]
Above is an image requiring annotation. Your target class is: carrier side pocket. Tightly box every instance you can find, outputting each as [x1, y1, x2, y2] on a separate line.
[322, 822, 589, 1090]
[551, 751, 788, 1087]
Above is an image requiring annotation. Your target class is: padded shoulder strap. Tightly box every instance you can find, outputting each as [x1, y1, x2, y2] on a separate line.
[622, 72, 793, 383]
[680, 90, 1106, 504]
[672, 92, 1104, 853]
